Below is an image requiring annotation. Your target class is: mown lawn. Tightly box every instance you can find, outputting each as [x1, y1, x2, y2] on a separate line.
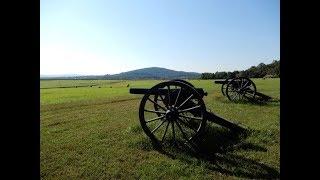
[40, 78, 280, 179]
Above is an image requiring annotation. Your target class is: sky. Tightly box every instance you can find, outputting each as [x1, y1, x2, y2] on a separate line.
[40, 0, 279, 75]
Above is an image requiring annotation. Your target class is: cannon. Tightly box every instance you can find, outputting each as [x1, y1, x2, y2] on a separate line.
[129, 79, 246, 148]
[215, 77, 273, 103]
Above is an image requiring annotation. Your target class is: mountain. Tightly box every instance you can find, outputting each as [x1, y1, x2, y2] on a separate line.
[40, 74, 83, 78]
[104, 67, 200, 80]
[40, 67, 201, 80]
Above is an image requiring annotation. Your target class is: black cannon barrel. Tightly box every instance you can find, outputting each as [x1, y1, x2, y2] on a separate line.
[214, 80, 226, 84]
[129, 88, 207, 96]
[214, 79, 243, 84]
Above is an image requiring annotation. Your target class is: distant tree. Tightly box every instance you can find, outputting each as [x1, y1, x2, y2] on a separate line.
[215, 72, 228, 79]
[200, 59, 279, 80]
[238, 71, 247, 77]
[257, 63, 266, 68]
[210, 73, 215, 79]
[233, 71, 239, 76]
[227, 71, 237, 79]
[201, 73, 215, 79]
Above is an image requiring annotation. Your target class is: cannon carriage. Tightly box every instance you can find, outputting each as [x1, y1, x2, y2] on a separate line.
[215, 77, 273, 103]
[129, 79, 246, 148]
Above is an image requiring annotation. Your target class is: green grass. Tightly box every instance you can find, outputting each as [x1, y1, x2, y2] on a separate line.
[40, 78, 280, 179]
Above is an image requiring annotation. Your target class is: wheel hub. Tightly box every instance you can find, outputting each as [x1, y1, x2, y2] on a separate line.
[165, 106, 179, 121]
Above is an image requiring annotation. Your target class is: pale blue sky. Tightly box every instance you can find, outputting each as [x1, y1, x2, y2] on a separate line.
[40, 0, 279, 75]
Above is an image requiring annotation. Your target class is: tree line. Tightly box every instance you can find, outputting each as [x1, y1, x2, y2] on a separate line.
[200, 60, 280, 79]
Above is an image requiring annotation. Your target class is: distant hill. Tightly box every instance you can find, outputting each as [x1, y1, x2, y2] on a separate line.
[103, 67, 200, 80]
[40, 67, 201, 80]
[40, 74, 83, 78]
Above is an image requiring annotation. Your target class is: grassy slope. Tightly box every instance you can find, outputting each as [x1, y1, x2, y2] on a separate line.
[40, 78, 280, 179]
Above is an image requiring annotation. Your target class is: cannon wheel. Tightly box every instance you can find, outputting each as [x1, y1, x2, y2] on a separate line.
[170, 79, 195, 87]
[221, 77, 232, 96]
[226, 77, 256, 102]
[153, 79, 194, 116]
[139, 81, 207, 147]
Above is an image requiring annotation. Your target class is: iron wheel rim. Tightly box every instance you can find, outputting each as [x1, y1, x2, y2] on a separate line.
[139, 81, 207, 147]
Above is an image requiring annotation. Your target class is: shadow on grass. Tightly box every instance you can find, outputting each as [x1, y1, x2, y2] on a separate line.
[130, 125, 279, 179]
[219, 98, 280, 107]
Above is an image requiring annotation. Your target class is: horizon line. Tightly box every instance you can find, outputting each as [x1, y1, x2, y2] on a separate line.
[40, 60, 279, 76]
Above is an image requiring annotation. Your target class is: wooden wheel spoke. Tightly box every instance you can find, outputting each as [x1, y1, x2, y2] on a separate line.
[144, 109, 166, 114]
[177, 94, 194, 109]
[174, 88, 181, 107]
[179, 114, 203, 121]
[161, 121, 170, 142]
[147, 97, 166, 111]
[243, 89, 254, 96]
[242, 81, 249, 88]
[159, 95, 168, 108]
[151, 119, 166, 133]
[146, 115, 165, 123]
[240, 78, 244, 88]
[178, 105, 201, 113]
[175, 120, 191, 142]
[177, 117, 198, 133]
[167, 85, 171, 106]
[232, 92, 239, 100]
[229, 90, 237, 97]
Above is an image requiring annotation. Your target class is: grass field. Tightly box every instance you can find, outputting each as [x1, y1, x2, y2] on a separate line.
[40, 78, 280, 179]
